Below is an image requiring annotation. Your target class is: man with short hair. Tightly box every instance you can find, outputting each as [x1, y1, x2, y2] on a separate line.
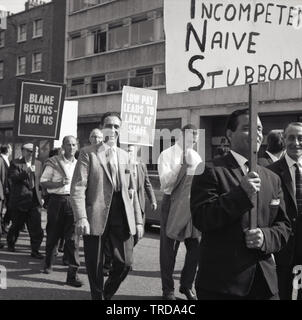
[7, 143, 44, 258]
[71, 112, 143, 300]
[89, 128, 103, 146]
[158, 124, 202, 300]
[0, 144, 12, 248]
[258, 130, 285, 166]
[268, 122, 302, 300]
[40, 136, 82, 287]
[191, 109, 291, 300]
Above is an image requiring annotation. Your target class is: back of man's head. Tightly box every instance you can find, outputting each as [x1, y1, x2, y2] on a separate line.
[0, 144, 10, 155]
[266, 130, 285, 154]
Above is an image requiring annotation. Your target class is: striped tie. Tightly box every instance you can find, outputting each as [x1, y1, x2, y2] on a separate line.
[295, 163, 302, 215]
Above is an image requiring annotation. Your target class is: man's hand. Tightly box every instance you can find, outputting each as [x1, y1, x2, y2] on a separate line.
[136, 224, 144, 240]
[76, 218, 90, 235]
[240, 171, 261, 198]
[245, 228, 264, 249]
[151, 203, 157, 211]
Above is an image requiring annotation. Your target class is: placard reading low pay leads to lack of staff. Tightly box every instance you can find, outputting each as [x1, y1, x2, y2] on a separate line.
[120, 86, 158, 147]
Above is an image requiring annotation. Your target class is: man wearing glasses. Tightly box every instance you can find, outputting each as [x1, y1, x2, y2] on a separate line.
[6, 143, 44, 259]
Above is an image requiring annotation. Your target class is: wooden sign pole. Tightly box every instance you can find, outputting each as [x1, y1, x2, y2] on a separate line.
[249, 84, 258, 230]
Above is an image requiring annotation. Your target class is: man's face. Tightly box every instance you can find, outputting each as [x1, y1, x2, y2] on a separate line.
[284, 125, 302, 161]
[62, 137, 77, 158]
[227, 114, 263, 157]
[102, 116, 121, 146]
[89, 130, 103, 145]
[22, 148, 33, 162]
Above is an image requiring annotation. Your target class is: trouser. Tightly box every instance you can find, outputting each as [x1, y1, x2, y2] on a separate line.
[0, 200, 4, 240]
[160, 194, 200, 295]
[7, 205, 43, 252]
[44, 194, 79, 269]
[196, 265, 279, 300]
[83, 192, 134, 300]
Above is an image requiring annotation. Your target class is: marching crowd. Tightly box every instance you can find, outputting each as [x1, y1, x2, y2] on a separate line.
[0, 109, 301, 300]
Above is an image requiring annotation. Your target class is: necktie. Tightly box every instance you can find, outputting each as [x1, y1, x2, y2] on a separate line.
[295, 163, 302, 215]
[241, 161, 249, 176]
[107, 147, 120, 191]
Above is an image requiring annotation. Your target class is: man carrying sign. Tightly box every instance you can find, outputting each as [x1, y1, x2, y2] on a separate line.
[190, 109, 291, 300]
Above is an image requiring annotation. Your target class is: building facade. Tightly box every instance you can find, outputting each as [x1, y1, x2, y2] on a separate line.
[0, 0, 66, 147]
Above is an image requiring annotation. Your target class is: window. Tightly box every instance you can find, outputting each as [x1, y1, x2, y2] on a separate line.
[18, 24, 27, 42]
[108, 23, 129, 50]
[17, 56, 26, 75]
[0, 31, 4, 47]
[106, 71, 128, 92]
[90, 75, 106, 94]
[131, 15, 154, 45]
[129, 68, 153, 88]
[70, 0, 116, 12]
[32, 53, 42, 72]
[69, 78, 85, 96]
[0, 61, 3, 79]
[93, 29, 107, 53]
[69, 34, 86, 58]
[33, 19, 43, 38]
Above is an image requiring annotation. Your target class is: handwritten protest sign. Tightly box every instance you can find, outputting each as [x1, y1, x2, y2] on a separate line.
[120, 86, 158, 146]
[164, 0, 302, 93]
[14, 79, 66, 139]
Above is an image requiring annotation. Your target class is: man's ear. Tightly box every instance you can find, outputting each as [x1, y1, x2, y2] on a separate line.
[226, 129, 232, 144]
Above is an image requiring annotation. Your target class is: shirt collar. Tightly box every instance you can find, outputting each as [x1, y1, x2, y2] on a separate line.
[266, 151, 279, 162]
[285, 152, 302, 169]
[62, 155, 76, 163]
[1, 154, 9, 165]
[230, 150, 248, 168]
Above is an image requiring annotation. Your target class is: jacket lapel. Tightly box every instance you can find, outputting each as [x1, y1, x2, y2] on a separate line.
[279, 157, 297, 209]
[225, 153, 244, 183]
[96, 143, 113, 185]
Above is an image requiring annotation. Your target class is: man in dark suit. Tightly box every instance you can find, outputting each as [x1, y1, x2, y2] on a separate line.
[268, 122, 302, 300]
[0, 144, 12, 248]
[71, 112, 143, 300]
[127, 144, 157, 245]
[6, 143, 44, 259]
[258, 130, 285, 167]
[190, 109, 291, 300]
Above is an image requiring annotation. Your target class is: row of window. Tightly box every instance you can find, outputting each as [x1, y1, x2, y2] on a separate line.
[0, 53, 42, 78]
[0, 19, 43, 48]
[69, 10, 164, 59]
[70, 0, 117, 13]
[67, 64, 165, 97]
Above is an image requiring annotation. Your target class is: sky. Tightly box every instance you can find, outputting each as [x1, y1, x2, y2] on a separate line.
[0, 0, 51, 14]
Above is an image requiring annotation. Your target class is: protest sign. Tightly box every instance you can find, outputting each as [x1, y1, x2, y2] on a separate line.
[120, 86, 158, 146]
[164, 0, 302, 93]
[14, 79, 66, 139]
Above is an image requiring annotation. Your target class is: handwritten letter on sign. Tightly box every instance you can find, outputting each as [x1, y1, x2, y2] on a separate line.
[120, 86, 158, 147]
[164, 0, 302, 93]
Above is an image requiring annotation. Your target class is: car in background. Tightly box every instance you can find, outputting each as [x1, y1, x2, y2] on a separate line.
[144, 172, 162, 227]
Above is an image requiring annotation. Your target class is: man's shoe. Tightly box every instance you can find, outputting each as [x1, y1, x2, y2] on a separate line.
[43, 266, 53, 274]
[162, 292, 176, 300]
[66, 275, 83, 288]
[31, 251, 44, 259]
[179, 287, 197, 300]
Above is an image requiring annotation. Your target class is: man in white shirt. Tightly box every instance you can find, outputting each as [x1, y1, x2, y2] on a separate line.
[158, 124, 202, 300]
[268, 122, 302, 299]
[40, 135, 83, 287]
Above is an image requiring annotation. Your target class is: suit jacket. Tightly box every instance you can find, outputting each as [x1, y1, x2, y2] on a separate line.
[8, 158, 43, 210]
[70, 143, 143, 236]
[190, 152, 291, 296]
[268, 157, 302, 265]
[258, 151, 274, 167]
[135, 162, 156, 214]
[0, 155, 9, 201]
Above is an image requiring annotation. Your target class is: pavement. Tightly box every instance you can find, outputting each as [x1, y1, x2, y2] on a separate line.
[0, 210, 188, 300]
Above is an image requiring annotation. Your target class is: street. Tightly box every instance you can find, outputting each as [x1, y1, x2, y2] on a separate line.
[0, 211, 187, 300]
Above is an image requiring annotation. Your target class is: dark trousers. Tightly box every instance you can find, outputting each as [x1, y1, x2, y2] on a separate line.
[45, 194, 79, 269]
[83, 192, 133, 300]
[160, 194, 200, 295]
[7, 205, 43, 252]
[0, 200, 4, 240]
[196, 265, 279, 300]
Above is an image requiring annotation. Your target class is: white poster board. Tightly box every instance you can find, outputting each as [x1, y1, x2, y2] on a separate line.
[164, 0, 302, 93]
[54, 100, 78, 147]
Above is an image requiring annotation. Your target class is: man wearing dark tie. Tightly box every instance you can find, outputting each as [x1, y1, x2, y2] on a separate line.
[70, 112, 143, 300]
[268, 122, 302, 299]
[191, 109, 291, 300]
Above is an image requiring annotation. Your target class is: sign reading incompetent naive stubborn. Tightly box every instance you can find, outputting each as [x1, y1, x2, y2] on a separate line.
[14, 79, 66, 139]
[120, 86, 158, 147]
[164, 0, 302, 93]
